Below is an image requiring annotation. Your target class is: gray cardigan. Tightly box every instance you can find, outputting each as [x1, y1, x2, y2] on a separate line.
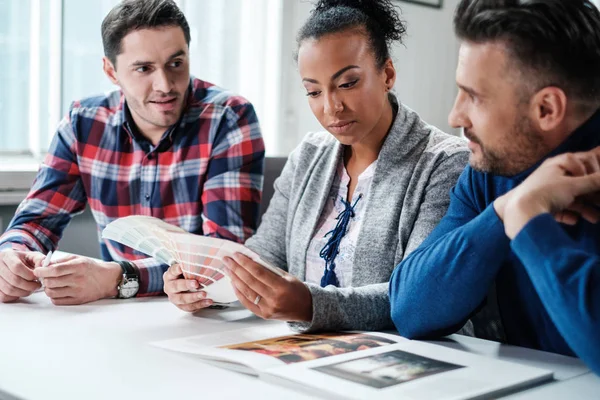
[246, 101, 469, 332]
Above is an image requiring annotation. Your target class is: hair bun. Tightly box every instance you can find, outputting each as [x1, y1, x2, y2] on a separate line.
[312, 0, 405, 42]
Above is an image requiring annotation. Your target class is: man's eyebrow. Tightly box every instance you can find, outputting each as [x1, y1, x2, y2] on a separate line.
[130, 50, 187, 67]
[458, 84, 482, 97]
[131, 60, 154, 67]
[167, 50, 186, 60]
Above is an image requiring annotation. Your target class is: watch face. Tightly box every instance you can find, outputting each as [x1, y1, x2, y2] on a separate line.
[120, 279, 139, 298]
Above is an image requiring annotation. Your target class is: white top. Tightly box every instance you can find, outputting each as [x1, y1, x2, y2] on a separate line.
[305, 159, 377, 287]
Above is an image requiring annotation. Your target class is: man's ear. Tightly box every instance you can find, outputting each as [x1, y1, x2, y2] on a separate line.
[103, 57, 119, 86]
[529, 86, 567, 133]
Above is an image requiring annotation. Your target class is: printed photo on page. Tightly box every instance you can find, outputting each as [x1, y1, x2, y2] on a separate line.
[313, 349, 464, 388]
[151, 324, 405, 375]
[220, 332, 397, 364]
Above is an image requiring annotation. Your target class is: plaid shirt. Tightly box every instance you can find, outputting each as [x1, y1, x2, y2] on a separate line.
[0, 77, 265, 295]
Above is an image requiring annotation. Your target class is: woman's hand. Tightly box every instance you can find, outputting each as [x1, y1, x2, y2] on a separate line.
[223, 253, 313, 323]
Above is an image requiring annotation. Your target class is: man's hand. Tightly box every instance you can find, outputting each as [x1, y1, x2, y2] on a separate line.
[33, 254, 122, 305]
[223, 253, 313, 322]
[502, 147, 600, 238]
[0, 251, 45, 303]
[163, 263, 214, 312]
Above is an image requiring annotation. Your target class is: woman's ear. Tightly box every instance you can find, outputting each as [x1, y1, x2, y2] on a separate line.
[383, 58, 396, 91]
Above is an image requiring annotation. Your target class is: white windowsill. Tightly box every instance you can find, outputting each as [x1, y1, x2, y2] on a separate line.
[0, 155, 41, 205]
[0, 191, 29, 206]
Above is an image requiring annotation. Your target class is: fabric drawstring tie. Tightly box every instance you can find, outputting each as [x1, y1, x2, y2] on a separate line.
[319, 194, 362, 287]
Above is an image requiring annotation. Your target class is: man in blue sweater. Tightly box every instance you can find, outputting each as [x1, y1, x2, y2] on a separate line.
[389, 0, 600, 375]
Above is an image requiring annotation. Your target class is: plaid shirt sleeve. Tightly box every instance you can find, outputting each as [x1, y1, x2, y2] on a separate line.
[0, 113, 87, 254]
[126, 257, 167, 296]
[200, 101, 264, 243]
[129, 101, 265, 295]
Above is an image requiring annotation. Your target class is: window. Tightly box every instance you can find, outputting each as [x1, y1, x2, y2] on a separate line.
[62, 0, 121, 125]
[178, 0, 284, 155]
[0, 0, 286, 163]
[0, 0, 54, 156]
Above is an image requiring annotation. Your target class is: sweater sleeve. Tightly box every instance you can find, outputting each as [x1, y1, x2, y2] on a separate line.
[511, 214, 600, 375]
[389, 168, 511, 338]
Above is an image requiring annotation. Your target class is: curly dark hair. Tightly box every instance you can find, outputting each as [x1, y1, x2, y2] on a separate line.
[296, 0, 407, 69]
[454, 0, 600, 111]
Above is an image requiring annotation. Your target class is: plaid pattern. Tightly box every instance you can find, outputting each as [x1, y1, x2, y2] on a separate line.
[0, 77, 265, 296]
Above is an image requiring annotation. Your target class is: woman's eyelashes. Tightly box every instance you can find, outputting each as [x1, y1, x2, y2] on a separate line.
[305, 79, 360, 97]
[339, 79, 359, 89]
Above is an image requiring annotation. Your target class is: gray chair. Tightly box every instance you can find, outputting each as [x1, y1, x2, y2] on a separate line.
[258, 157, 287, 224]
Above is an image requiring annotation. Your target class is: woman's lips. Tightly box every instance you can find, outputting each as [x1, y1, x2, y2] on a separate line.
[328, 121, 356, 134]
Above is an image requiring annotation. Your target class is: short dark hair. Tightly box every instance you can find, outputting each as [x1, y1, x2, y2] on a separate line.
[296, 0, 406, 69]
[454, 0, 600, 110]
[101, 0, 191, 67]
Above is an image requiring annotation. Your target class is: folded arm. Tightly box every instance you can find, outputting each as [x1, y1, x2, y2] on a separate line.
[500, 149, 600, 374]
[511, 215, 600, 375]
[389, 169, 511, 338]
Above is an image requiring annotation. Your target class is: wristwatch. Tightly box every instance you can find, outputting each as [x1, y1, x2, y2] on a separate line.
[116, 261, 140, 299]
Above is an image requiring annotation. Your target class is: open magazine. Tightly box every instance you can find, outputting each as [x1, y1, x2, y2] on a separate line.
[101, 216, 283, 304]
[152, 324, 553, 400]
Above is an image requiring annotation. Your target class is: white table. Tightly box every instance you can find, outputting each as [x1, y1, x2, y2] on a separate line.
[0, 276, 597, 399]
[429, 334, 590, 382]
[428, 335, 598, 399]
[0, 293, 314, 400]
[506, 373, 600, 399]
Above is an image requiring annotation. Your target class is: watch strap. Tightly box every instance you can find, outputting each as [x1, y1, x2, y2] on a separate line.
[117, 261, 138, 279]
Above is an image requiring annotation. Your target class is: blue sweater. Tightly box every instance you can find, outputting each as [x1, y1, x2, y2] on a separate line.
[389, 110, 600, 375]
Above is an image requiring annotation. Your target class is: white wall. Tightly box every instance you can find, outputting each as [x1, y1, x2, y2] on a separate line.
[280, 0, 461, 153]
[392, 0, 460, 135]
[278, 0, 322, 154]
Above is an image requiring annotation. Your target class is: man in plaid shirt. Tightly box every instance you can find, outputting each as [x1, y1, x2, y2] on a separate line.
[0, 0, 264, 307]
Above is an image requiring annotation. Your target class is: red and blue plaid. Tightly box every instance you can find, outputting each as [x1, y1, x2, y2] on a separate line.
[0, 77, 265, 295]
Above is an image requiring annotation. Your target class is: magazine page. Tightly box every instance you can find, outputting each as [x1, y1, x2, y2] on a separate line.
[262, 340, 554, 400]
[151, 323, 407, 376]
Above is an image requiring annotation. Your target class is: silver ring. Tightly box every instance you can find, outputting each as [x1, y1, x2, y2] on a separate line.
[253, 295, 261, 305]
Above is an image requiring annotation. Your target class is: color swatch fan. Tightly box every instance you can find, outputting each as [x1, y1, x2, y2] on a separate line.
[102, 216, 283, 304]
